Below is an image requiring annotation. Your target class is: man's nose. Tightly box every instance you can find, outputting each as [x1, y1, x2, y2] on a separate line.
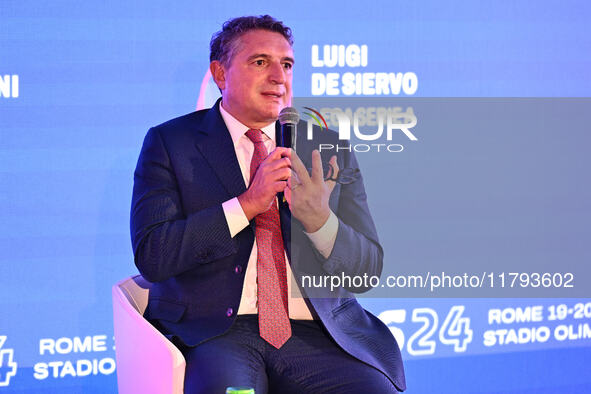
[268, 61, 286, 84]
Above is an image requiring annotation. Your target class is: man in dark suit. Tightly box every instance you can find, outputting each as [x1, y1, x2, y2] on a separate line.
[131, 15, 405, 393]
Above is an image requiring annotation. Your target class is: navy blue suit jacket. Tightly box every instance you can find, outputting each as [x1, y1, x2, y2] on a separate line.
[130, 101, 406, 391]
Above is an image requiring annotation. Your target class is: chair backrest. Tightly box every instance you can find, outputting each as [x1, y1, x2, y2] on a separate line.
[112, 275, 185, 394]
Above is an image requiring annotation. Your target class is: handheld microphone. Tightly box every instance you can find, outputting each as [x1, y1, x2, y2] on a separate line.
[278, 107, 299, 204]
[278, 107, 300, 150]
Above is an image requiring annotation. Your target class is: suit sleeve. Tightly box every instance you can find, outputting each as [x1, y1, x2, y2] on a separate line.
[319, 149, 384, 293]
[130, 127, 238, 282]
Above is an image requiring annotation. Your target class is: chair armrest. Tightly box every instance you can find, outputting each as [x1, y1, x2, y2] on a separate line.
[112, 279, 185, 394]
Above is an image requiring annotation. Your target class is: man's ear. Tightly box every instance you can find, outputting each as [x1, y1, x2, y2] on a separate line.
[210, 61, 226, 91]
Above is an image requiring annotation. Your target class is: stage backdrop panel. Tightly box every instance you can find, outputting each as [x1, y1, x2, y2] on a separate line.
[1, 1, 590, 392]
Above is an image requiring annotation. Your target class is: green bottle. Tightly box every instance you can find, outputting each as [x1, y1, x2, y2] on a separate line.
[226, 387, 255, 394]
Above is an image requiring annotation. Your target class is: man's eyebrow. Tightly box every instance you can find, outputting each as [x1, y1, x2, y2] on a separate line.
[246, 53, 270, 62]
[246, 53, 295, 64]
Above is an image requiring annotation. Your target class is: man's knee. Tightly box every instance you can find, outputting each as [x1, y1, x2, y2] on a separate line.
[182, 341, 267, 394]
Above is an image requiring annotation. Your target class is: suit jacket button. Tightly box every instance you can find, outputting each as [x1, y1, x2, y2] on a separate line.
[226, 307, 233, 317]
[234, 265, 243, 274]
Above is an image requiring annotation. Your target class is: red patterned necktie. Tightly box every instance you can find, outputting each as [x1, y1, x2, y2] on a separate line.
[245, 128, 291, 349]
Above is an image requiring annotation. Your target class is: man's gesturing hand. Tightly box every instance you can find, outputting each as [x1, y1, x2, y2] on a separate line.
[285, 150, 339, 233]
[238, 147, 291, 220]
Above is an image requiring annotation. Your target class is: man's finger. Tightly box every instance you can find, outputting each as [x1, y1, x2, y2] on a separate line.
[263, 156, 291, 173]
[326, 155, 339, 192]
[284, 183, 292, 207]
[270, 167, 292, 182]
[273, 180, 288, 193]
[328, 155, 339, 181]
[268, 147, 291, 161]
[310, 150, 324, 183]
[290, 150, 311, 186]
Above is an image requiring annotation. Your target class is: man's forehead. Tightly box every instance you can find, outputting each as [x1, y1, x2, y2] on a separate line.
[234, 30, 293, 57]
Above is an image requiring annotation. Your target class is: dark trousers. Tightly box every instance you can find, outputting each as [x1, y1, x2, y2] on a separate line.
[180, 314, 397, 394]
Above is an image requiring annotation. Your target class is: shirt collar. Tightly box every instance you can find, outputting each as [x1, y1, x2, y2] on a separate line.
[219, 101, 276, 147]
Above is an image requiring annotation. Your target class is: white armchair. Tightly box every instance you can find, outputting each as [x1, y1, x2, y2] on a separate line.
[112, 275, 186, 394]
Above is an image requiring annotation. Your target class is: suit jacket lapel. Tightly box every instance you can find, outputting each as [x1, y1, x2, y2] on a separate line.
[194, 100, 247, 199]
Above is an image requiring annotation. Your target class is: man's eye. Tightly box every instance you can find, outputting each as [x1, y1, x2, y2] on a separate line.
[255, 59, 265, 66]
[283, 63, 293, 70]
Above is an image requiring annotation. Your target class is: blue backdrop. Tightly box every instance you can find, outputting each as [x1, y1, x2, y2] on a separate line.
[1, 1, 590, 392]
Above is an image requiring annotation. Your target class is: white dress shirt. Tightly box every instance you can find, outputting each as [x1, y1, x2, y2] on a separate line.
[218, 102, 338, 320]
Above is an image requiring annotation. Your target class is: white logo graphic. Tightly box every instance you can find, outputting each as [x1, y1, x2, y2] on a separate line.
[379, 309, 407, 349]
[0, 336, 17, 387]
[0, 75, 19, 98]
[379, 306, 473, 357]
[307, 107, 418, 142]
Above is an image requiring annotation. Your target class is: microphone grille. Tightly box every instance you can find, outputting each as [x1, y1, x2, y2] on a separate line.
[279, 107, 300, 125]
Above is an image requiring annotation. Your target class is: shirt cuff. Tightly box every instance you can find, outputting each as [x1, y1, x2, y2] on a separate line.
[304, 210, 339, 259]
[222, 197, 250, 238]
